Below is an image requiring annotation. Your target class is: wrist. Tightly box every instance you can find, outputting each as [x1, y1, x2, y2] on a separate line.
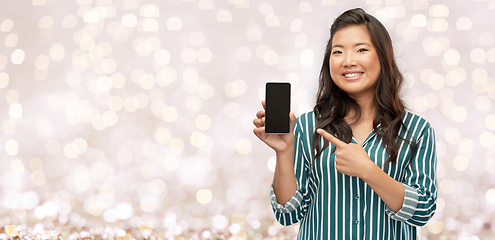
[276, 145, 294, 159]
[360, 160, 379, 182]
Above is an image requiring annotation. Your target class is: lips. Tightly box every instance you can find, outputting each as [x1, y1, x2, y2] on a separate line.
[343, 72, 363, 78]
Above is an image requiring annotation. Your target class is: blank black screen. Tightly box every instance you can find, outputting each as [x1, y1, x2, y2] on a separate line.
[265, 82, 291, 134]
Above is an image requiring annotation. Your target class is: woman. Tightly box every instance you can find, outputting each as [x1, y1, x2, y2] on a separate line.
[253, 8, 437, 239]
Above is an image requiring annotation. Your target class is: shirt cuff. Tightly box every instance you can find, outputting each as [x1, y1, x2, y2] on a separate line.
[270, 185, 303, 214]
[385, 184, 419, 222]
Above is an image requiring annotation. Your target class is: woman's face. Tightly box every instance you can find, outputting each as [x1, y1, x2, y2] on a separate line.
[329, 25, 381, 102]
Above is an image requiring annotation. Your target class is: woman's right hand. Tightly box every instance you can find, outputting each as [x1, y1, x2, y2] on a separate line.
[253, 100, 297, 155]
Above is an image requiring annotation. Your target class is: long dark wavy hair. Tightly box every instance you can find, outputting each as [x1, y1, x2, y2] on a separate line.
[312, 8, 416, 167]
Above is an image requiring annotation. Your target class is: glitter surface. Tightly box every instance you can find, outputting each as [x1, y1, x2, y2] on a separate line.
[0, 1, 495, 239]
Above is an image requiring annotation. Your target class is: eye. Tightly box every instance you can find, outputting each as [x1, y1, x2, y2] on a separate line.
[357, 48, 368, 53]
[332, 50, 342, 55]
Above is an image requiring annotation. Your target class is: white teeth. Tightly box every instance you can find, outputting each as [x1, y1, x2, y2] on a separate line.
[344, 72, 363, 78]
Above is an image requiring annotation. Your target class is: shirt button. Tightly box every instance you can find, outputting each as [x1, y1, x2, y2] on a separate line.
[355, 195, 359, 200]
[355, 220, 359, 224]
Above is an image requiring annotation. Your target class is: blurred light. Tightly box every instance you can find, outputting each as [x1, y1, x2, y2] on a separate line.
[39, 16, 54, 28]
[427, 19, 448, 32]
[142, 141, 158, 157]
[445, 128, 461, 144]
[475, 95, 491, 111]
[411, 14, 427, 27]
[413, 96, 428, 112]
[62, 15, 78, 28]
[247, 23, 262, 41]
[439, 179, 455, 194]
[116, 203, 133, 220]
[29, 157, 43, 171]
[471, 48, 486, 63]
[236, 138, 252, 155]
[5, 33, 18, 48]
[1, 19, 14, 32]
[199, 0, 215, 9]
[445, 67, 466, 86]
[4, 90, 17, 105]
[265, 14, 280, 27]
[117, 149, 133, 165]
[486, 189, 495, 204]
[259, 3, 274, 15]
[451, 106, 467, 122]
[5, 139, 19, 155]
[452, 156, 469, 171]
[150, 179, 167, 194]
[120, 15, 137, 29]
[22, 191, 40, 210]
[11, 49, 25, 64]
[299, 1, 312, 12]
[141, 164, 156, 179]
[197, 48, 213, 63]
[479, 32, 495, 46]
[212, 215, 229, 230]
[163, 155, 179, 171]
[480, 131, 495, 148]
[190, 131, 206, 148]
[427, 221, 444, 235]
[486, 114, 495, 130]
[195, 115, 211, 131]
[300, 49, 314, 66]
[140, 5, 160, 17]
[217, 9, 233, 22]
[99, 184, 115, 199]
[225, 79, 247, 97]
[290, 19, 303, 32]
[457, 138, 474, 154]
[236, 46, 252, 62]
[267, 156, 276, 172]
[83, 10, 100, 23]
[181, 48, 196, 63]
[4, 225, 18, 237]
[263, 49, 278, 65]
[11, 159, 24, 175]
[429, 5, 449, 17]
[196, 189, 213, 204]
[456, 17, 472, 30]
[443, 49, 460, 66]
[168, 138, 184, 154]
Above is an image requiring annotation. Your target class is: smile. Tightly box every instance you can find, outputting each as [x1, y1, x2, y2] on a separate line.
[343, 72, 363, 78]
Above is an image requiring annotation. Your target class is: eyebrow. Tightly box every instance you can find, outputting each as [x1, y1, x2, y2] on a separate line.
[332, 42, 371, 49]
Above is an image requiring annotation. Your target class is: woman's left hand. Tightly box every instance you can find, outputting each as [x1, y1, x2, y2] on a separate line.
[316, 128, 374, 178]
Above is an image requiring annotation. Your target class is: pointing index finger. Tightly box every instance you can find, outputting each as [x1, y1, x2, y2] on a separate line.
[316, 129, 347, 148]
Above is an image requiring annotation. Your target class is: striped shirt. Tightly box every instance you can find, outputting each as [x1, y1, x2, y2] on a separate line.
[270, 111, 437, 239]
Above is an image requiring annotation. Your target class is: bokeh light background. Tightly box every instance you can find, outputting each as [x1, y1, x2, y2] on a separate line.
[1, 0, 495, 239]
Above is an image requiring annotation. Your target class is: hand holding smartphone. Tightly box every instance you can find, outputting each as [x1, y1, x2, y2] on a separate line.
[264, 82, 291, 134]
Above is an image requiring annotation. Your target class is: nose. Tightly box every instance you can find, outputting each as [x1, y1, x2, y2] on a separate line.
[343, 52, 357, 67]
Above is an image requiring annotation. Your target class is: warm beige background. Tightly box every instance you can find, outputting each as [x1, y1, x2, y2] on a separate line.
[0, 0, 494, 238]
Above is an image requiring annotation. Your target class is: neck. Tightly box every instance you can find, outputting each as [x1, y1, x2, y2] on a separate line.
[346, 95, 376, 124]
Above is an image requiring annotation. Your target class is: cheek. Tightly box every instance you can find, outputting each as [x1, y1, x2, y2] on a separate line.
[328, 59, 340, 76]
[362, 56, 381, 75]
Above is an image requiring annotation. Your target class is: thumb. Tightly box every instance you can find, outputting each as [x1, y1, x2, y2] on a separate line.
[289, 112, 296, 133]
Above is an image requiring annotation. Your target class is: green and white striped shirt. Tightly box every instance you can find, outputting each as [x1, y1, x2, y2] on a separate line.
[270, 111, 437, 239]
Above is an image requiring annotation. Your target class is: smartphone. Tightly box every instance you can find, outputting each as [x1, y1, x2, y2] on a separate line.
[265, 82, 291, 134]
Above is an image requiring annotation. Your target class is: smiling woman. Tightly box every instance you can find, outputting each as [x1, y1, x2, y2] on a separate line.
[329, 25, 381, 103]
[253, 8, 437, 240]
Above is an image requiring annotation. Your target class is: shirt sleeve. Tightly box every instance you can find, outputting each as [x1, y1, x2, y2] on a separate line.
[385, 125, 437, 226]
[269, 116, 312, 226]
